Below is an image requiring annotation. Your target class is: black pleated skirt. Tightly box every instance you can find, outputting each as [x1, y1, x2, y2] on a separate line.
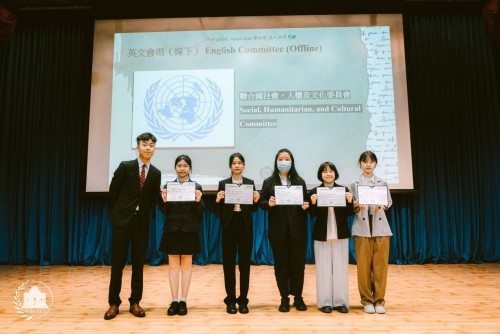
[159, 230, 200, 255]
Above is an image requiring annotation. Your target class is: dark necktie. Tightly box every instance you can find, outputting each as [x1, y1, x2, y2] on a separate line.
[140, 164, 146, 190]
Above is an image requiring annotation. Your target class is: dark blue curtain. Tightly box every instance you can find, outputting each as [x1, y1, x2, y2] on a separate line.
[1, 10, 499, 266]
[403, 12, 500, 263]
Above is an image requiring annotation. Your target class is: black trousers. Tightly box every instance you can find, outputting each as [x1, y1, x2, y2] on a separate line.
[222, 212, 253, 305]
[108, 215, 149, 307]
[269, 234, 306, 299]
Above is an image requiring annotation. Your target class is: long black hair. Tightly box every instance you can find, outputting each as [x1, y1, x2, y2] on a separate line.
[270, 148, 303, 185]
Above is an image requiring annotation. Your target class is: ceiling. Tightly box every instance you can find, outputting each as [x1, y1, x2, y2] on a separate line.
[2, 0, 488, 19]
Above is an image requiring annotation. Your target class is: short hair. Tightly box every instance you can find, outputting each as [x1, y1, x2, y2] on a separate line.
[317, 162, 339, 182]
[136, 132, 157, 144]
[175, 154, 192, 169]
[358, 151, 378, 165]
[228, 152, 245, 167]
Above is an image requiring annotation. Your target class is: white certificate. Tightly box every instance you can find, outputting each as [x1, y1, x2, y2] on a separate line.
[317, 187, 346, 207]
[357, 185, 388, 205]
[224, 183, 254, 205]
[274, 185, 304, 205]
[166, 182, 196, 202]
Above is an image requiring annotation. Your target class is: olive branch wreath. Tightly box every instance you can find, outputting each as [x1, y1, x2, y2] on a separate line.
[13, 280, 32, 320]
[144, 78, 223, 141]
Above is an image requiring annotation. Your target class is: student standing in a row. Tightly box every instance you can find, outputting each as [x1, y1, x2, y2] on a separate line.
[104, 132, 162, 320]
[215, 153, 260, 314]
[309, 162, 353, 314]
[160, 155, 204, 316]
[350, 151, 392, 314]
[258, 148, 309, 312]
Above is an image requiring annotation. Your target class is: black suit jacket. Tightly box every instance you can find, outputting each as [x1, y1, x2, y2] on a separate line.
[160, 179, 204, 233]
[258, 176, 309, 240]
[309, 183, 354, 241]
[214, 177, 258, 228]
[109, 159, 162, 227]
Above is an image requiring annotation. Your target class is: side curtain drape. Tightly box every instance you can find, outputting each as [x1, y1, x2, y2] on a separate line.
[0, 10, 499, 266]
[403, 11, 500, 263]
[0, 16, 94, 265]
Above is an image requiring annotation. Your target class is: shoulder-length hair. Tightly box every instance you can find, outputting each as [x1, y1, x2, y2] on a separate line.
[317, 161, 339, 182]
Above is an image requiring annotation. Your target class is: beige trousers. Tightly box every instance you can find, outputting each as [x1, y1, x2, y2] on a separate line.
[354, 236, 390, 306]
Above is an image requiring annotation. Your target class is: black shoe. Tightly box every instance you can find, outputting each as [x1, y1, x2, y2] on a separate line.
[178, 301, 187, 316]
[238, 304, 249, 314]
[333, 305, 349, 313]
[293, 297, 307, 311]
[167, 301, 179, 316]
[226, 303, 237, 314]
[319, 306, 332, 313]
[278, 297, 290, 312]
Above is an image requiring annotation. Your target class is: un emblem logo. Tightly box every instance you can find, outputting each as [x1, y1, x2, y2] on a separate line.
[144, 75, 223, 141]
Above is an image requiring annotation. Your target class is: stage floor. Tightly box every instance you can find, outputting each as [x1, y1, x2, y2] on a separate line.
[1, 263, 499, 333]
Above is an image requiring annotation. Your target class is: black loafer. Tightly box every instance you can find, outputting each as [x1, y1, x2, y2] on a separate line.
[278, 298, 290, 312]
[167, 301, 179, 316]
[333, 305, 349, 313]
[293, 297, 307, 311]
[238, 304, 249, 314]
[319, 306, 332, 313]
[226, 303, 237, 314]
[178, 301, 188, 316]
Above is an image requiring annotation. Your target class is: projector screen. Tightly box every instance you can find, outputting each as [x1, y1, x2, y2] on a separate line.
[86, 14, 413, 192]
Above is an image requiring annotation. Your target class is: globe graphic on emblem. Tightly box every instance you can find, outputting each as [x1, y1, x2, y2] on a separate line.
[155, 75, 212, 133]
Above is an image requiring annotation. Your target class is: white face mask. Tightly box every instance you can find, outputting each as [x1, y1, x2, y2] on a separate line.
[277, 161, 292, 172]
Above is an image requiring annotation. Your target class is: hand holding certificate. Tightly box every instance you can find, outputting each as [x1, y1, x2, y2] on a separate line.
[275, 185, 304, 205]
[357, 185, 388, 205]
[317, 187, 346, 207]
[224, 183, 254, 205]
[166, 181, 196, 202]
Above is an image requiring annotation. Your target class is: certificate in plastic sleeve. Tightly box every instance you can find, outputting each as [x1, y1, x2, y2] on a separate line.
[317, 187, 346, 207]
[224, 183, 254, 205]
[166, 181, 196, 202]
[274, 185, 304, 205]
[357, 185, 388, 205]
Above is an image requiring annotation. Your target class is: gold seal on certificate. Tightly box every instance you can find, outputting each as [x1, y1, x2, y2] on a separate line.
[224, 183, 254, 205]
[274, 185, 304, 205]
[166, 181, 196, 202]
[317, 187, 346, 207]
[357, 185, 388, 205]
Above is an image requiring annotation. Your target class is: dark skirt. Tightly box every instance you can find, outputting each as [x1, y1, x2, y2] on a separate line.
[159, 230, 200, 255]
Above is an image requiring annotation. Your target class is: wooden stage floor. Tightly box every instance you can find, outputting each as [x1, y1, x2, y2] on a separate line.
[1, 263, 499, 333]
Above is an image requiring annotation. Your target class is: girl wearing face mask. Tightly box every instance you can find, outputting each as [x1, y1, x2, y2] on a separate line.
[349, 151, 392, 315]
[258, 148, 309, 313]
[160, 155, 204, 316]
[309, 162, 353, 314]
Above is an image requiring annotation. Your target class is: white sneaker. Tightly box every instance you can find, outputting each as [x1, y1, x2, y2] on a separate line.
[375, 305, 386, 314]
[363, 304, 375, 314]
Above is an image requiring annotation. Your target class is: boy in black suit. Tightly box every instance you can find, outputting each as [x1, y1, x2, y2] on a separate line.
[104, 132, 162, 320]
